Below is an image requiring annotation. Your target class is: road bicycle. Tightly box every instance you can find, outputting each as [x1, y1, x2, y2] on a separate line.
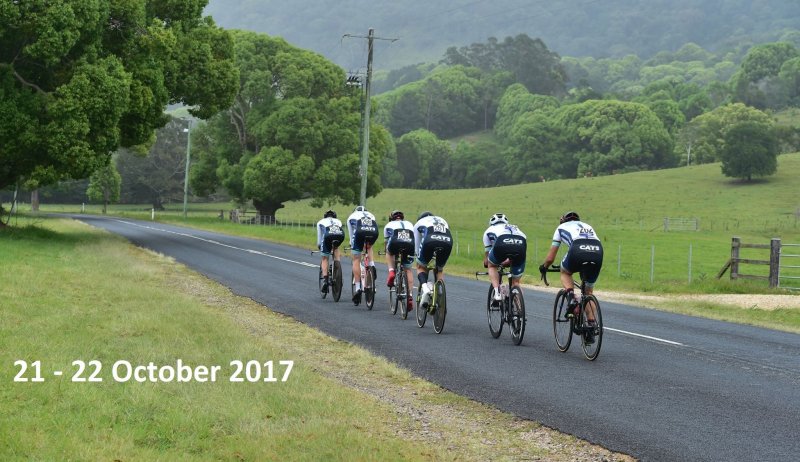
[311, 245, 343, 302]
[415, 249, 447, 333]
[350, 241, 377, 309]
[385, 248, 414, 320]
[541, 265, 603, 360]
[476, 262, 526, 345]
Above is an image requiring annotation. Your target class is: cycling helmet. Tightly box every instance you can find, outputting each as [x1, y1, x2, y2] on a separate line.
[323, 209, 337, 219]
[354, 205, 366, 212]
[560, 211, 580, 224]
[418, 211, 433, 221]
[390, 210, 404, 221]
[489, 213, 508, 225]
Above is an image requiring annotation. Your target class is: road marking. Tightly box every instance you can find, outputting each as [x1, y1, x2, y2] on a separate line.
[114, 220, 318, 268]
[605, 327, 684, 346]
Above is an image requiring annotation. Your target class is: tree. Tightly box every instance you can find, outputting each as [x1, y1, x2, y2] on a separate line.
[689, 103, 774, 164]
[0, 0, 238, 200]
[394, 130, 452, 189]
[116, 117, 191, 210]
[720, 122, 778, 181]
[86, 162, 121, 214]
[732, 42, 799, 108]
[190, 31, 388, 219]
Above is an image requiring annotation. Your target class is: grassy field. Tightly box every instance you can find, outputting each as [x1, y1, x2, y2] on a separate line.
[26, 153, 800, 295]
[0, 217, 630, 460]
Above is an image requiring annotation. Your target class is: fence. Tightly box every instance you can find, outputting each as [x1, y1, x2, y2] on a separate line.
[716, 237, 800, 289]
[780, 243, 800, 290]
[664, 217, 698, 231]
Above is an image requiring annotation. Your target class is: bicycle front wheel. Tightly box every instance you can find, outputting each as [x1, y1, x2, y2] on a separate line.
[365, 265, 375, 310]
[487, 286, 503, 338]
[581, 295, 603, 361]
[415, 284, 427, 327]
[433, 280, 446, 334]
[553, 289, 572, 352]
[397, 271, 409, 320]
[509, 288, 525, 345]
[332, 261, 342, 302]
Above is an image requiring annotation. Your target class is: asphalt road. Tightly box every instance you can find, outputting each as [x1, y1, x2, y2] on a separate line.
[76, 215, 800, 461]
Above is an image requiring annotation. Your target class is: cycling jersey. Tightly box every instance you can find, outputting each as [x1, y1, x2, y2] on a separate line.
[413, 215, 453, 269]
[316, 217, 344, 256]
[553, 220, 603, 285]
[384, 220, 416, 267]
[346, 210, 378, 254]
[483, 223, 527, 277]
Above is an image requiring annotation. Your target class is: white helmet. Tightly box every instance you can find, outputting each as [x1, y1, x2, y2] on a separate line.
[489, 213, 508, 225]
[354, 205, 366, 212]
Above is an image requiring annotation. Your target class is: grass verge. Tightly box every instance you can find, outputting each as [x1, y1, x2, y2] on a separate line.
[0, 217, 632, 461]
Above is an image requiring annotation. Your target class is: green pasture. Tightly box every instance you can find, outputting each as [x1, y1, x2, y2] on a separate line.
[22, 153, 800, 295]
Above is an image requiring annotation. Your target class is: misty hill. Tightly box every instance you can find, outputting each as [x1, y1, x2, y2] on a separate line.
[204, 0, 800, 70]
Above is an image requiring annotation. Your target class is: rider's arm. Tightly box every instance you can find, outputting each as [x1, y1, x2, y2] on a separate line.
[542, 243, 559, 268]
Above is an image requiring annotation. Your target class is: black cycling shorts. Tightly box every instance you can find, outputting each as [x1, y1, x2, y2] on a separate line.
[561, 238, 604, 284]
[417, 231, 453, 270]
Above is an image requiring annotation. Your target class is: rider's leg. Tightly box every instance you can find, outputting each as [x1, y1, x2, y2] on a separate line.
[584, 284, 597, 322]
[386, 250, 396, 287]
[320, 256, 329, 281]
[352, 253, 362, 291]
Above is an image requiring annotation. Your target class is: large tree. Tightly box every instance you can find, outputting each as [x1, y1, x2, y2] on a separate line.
[190, 31, 390, 218]
[720, 121, 778, 181]
[0, 0, 238, 197]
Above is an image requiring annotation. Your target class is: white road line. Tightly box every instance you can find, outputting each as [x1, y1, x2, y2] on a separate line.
[605, 327, 685, 346]
[114, 220, 318, 268]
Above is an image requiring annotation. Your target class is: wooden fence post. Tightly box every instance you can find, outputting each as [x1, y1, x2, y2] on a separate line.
[769, 238, 781, 288]
[730, 236, 740, 280]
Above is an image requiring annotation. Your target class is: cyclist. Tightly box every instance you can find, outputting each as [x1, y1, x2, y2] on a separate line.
[413, 211, 453, 309]
[316, 209, 344, 293]
[384, 210, 416, 312]
[347, 205, 378, 303]
[538, 211, 603, 342]
[483, 213, 527, 306]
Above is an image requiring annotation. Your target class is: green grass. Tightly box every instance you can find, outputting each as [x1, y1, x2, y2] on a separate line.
[0, 219, 444, 460]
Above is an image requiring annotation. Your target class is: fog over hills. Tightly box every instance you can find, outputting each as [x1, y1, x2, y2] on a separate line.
[204, 0, 800, 71]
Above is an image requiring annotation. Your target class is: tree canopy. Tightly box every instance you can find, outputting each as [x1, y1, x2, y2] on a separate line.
[0, 0, 238, 192]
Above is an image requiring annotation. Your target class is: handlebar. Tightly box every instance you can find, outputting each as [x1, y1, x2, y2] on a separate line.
[539, 264, 560, 286]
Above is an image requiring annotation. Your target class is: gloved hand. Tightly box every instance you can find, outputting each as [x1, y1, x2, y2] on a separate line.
[538, 264, 547, 274]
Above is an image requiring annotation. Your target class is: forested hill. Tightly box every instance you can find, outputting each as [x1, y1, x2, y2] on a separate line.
[204, 0, 800, 69]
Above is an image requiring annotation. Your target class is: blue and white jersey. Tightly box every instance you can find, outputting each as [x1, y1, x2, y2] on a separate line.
[552, 221, 600, 248]
[413, 215, 450, 247]
[384, 219, 415, 240]
[316, 217, 343, 247]
[346, 210, 377, 246]
[483, 223, 526, 250]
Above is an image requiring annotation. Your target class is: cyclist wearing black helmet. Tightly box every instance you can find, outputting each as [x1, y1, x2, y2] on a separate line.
[347, 205, 378, 303]
[539, 211, 603, 341]
[413, 212, 453, 296]
[483, 213, 527, 305]
[316, 210, 344, 292]
[384, 210, 416, 311]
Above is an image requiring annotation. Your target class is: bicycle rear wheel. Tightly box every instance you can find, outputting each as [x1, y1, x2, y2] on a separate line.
[508, 288, 525, 345]
[415, 284, 427, 327]
[397, 271, 409, 319]
[319, 267, 327, 299]
[487, 286, 503, 338]
[581, 295, 603, 361]
[433, 280, 446, 334]
[553, 289, 572, 352]
[332, 261, 342, 302]
[365, 265, 375, 310]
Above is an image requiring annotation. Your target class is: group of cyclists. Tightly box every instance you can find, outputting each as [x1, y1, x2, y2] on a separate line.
[316, 206, 604, 339]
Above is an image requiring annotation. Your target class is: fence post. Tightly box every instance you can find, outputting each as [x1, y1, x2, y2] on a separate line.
[769, 238, 781, 288]
[730, 237, 740, 280]
[650, 245, 655, 283]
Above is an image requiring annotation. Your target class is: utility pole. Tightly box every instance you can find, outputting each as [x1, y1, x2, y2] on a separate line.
[343, 28, 397, 207]
[183, 119, 192, 218]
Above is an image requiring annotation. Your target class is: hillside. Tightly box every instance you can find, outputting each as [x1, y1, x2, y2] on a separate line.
[204, 0, 800, 70]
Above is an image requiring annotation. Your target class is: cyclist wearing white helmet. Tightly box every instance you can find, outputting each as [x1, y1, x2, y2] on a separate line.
[316, 209, 344, 293]
[539, 211, 603, 342]
[413, 211, 453, 310]
[483, 213, 527, 305]
[347, 205, 378, 303]
[384, 210, 416, 312]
